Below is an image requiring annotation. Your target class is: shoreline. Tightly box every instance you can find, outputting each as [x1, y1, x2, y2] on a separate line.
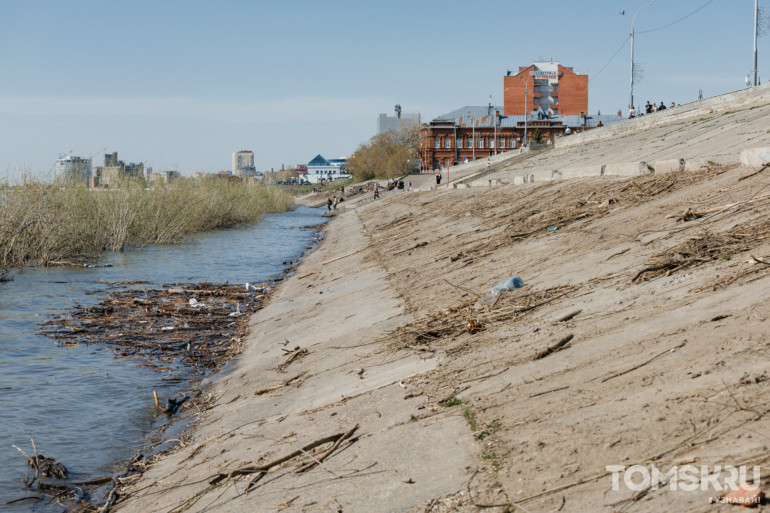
[114, 206, 474, 512]
[112, 93, 770, 512]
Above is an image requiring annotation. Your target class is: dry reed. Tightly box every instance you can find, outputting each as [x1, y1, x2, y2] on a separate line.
[0, 176, 294, 272]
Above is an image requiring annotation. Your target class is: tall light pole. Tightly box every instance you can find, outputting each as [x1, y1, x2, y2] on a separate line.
[523, 71, 533, 148]
[753, 0, 759, 86]
[629, 0, 656, 109]
[491, 96, 498, 155]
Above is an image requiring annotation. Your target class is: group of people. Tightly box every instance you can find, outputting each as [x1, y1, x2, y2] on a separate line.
[326, 196, 341, 211]
[628, 100, 677, 118]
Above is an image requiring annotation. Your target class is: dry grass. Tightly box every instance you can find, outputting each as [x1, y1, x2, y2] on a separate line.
[0, 177, 293, 272]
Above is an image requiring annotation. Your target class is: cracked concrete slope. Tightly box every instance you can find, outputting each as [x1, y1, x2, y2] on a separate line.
[117, 211, 474, 513]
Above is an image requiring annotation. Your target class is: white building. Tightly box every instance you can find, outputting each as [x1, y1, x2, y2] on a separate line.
[377, 104, 420, 134]
[54, 155, 92, 183]
[232, 150, 255, 176]
[302, 154, 351, 184]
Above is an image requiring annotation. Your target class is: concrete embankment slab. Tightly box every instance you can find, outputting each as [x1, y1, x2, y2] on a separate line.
[117, 212, 473, 513]
[740, 147, 770, 170]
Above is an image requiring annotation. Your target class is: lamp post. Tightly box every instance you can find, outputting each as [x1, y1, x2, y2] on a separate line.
[629, 0, 656, 110]
[523, 71, 533, 148]
[753, 0, 759, 86]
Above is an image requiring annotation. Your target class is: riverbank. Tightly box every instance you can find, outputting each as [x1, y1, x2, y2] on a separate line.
[115, 209, 475, 512]
[115, 92, 770, 512]
[0, 207, 327, 511]
[118, 164, 770, 512]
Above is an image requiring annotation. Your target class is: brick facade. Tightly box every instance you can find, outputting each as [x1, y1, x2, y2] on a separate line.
[418, 117, 567, 171]
[503, 63, 588, 117]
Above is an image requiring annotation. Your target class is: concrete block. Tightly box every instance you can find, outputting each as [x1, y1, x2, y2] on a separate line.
[684, 159, 709, 172]
[650, 158, 685, 175]
[513, 176, 526, 185]
[552, 170, 562, 181]
[560, 165, 605, 179]
[604, 162, 651, 176]
[740, 147, 770, 170]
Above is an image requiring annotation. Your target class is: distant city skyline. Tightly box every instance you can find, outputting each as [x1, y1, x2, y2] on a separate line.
[0, 0, 766, 182]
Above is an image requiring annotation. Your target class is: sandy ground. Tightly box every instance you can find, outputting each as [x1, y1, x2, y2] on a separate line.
[116, 90, 770, 513]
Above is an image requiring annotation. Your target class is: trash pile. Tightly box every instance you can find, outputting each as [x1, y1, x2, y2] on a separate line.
[40, 281, 271, 375]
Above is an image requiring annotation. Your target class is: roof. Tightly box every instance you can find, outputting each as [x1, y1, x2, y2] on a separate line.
[308, 154, 329, 166]
[431, 106, 622, 129]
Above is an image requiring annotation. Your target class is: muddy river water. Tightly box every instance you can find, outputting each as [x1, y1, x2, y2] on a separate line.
[0, 206, 327, 510]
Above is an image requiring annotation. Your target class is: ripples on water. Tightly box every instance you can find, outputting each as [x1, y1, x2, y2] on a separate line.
[0, 206, 327, 511]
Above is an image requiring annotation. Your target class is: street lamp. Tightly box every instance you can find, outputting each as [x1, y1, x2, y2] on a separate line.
[753, 0, 759, 87]
[628, 0, 656, 110]
[523, 71, 534, 148]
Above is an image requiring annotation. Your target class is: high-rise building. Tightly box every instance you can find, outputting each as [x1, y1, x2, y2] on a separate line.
[54, 155, 92, 183]
[377, 105, 420, 134]
[232, 151, 255, 176]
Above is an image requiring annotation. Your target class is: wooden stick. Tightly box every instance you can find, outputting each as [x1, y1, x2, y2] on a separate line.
[601, 341, 686, 382]
[529, 385, 570, 398]
[555, 309, 582, 322]
[533, 334, 574, 360]
[209, 425, 359, 486]
[737, 164, 769, 182]
[153, 390, 159, 408]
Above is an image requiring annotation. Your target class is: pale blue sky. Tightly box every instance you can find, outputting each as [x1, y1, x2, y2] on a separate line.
[0, 0, 765, 180]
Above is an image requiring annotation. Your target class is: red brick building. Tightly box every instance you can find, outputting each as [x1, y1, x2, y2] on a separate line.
[418, 62, 613, 171]
[503, 62, 588, 117]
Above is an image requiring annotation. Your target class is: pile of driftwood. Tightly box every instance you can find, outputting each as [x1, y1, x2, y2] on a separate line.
[9, 439, 120, 512]
[40, 281, 270, 374]
[19, 281, 272, 511]
[441, 168, 726, 261]
[387, 284, 576, 352]
[633, 216, 770, 283]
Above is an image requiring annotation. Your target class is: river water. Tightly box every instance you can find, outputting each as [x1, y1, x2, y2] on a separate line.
[0, 206, 327, 510]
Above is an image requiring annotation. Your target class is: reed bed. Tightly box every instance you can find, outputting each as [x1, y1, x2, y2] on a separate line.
[0, 177, 294, 272]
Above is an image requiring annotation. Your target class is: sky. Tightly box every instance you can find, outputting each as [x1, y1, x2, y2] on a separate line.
[0, 0, 766, 181]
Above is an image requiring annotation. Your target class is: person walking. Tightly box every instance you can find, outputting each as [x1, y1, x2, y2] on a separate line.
[645, 101, 652, 114]
[628, 106, 636, 118]
[327, 197, 332, 211]
[373, 183, 380, 199]
[333, 196, 338, 210]
[658, 101, 667, 111]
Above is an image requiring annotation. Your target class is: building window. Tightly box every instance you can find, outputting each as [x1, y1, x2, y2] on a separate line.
[510, 138, 516, 148]
[467, 139, 473, 148]
[445, 138, 451, 148]
[477, 138, 483, 148]
[490, 138, 495, 148]
[434, 138, 440, 149]
[456, 137, 463, 148]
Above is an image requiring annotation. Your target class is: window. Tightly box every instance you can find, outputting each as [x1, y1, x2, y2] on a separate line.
[477, 138, 483, 148]
[467, 138, 473, 148]
[499, 138, 504, 148]
[510, 138, 516, 148]
[445, 138, 451, 148]
[456, 137, 463, 148]
[490, 138, 495, 148]
[434, 138, 440, 148]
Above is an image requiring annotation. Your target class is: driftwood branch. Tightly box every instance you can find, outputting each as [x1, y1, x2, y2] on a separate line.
[601, 341, 686, 382]
[533, 334, 574, 360]
[207, 425, 360, 492]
